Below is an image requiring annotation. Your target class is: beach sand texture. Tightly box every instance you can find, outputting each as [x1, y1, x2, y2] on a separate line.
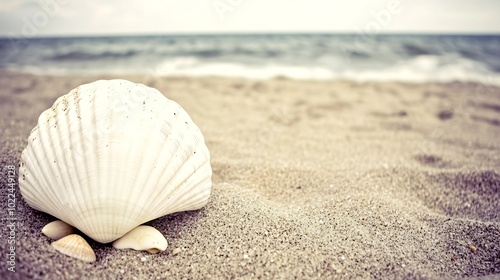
[0, 71, 499, 279]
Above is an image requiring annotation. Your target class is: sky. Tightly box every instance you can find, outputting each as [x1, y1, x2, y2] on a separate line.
[1, 0, 499, 37]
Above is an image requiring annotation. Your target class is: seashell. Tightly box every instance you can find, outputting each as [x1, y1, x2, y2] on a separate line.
[42, 220, 75, 240]
[172, 247, 182, 255]
[52, 234, 96, 262]
[112, 225, 168, 253]
[19, 79, 212, 243]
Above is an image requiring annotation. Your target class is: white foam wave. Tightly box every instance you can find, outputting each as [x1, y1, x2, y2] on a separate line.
[155, 56, 500, 85]
[345, 55, 499, 84]
[155, 57, 334, 80]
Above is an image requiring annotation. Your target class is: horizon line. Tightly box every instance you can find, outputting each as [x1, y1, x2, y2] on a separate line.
[2, 30, 500, 39]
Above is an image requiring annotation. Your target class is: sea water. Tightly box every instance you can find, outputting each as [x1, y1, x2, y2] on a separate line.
[1, 33, 499, 84]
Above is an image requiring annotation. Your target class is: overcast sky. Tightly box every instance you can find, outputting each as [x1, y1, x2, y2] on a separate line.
[1, 0, 499, 37]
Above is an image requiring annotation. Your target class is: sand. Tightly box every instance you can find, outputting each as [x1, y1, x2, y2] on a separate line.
[0, 71, 499, 279]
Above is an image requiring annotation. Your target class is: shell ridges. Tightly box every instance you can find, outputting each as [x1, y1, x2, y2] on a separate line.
[51, 234, 96, 262]
[19, 79, 212, 243]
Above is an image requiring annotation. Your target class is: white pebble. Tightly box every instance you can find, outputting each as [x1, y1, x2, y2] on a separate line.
[172, 248, 182, 255]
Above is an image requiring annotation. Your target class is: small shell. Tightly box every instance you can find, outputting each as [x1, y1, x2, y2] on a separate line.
[112, 225, 168, 254]
[172, 248, 182, 255]
[42, 220, 75, 240]
[52, 234, 96, 262]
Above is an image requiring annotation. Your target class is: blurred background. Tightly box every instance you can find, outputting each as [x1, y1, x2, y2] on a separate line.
[1, 0, 499, 84]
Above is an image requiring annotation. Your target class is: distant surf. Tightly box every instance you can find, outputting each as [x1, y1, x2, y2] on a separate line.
[1, 34, 499, 84]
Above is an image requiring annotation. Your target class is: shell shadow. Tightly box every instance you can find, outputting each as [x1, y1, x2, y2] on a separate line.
[88, 209, 208, 263]
[147, 208, 207, 239]
[29, 203, 206, 247]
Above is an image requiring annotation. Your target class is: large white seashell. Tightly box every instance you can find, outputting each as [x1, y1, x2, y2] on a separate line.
[112, 225, 168, 253]
[19, 79, 212, 243]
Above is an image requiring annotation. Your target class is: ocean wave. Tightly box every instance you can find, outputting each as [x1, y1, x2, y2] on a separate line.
[154, 57, 333, 79]
[154, 55, 500, 85]
[46, 50, 139, 61]
[403, 43, 434, 56]
[1, 34, 499, 85]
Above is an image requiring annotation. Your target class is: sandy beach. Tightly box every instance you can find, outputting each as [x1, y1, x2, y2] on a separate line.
[0, 71, 499, 279]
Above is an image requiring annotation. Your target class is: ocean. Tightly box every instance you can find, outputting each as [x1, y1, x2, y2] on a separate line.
[1, 34, 500, 84]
